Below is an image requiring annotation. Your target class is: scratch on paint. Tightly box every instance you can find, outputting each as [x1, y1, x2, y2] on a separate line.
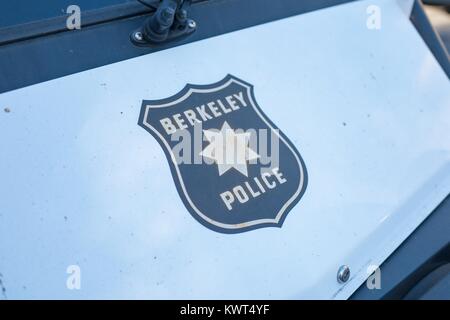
[0, 272, 7, 300]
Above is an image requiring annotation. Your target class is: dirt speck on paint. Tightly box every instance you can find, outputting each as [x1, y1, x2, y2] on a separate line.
[4, 108, 10, 113]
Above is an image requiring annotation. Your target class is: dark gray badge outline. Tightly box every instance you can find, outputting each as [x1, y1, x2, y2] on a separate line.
[138, 74, 308, 234]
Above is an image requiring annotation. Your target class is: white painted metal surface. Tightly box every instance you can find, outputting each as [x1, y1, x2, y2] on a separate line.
[0, 0, 449, 299]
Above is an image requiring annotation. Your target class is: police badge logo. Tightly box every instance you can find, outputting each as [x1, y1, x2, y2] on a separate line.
[138, 75, 307, 234]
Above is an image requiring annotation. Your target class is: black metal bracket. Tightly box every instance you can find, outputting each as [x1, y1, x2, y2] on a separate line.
[131, 0, 196, 46]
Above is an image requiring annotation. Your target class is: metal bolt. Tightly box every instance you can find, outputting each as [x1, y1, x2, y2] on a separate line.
[337, 265, 350, 283]
[160, 7, 175, 25]
[177, 9, 187, 21]
[133, 32, 143, 41]
[188, 19, 196, 29]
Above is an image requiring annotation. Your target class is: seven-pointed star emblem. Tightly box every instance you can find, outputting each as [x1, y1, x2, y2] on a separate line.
[200, 121, 259, 177]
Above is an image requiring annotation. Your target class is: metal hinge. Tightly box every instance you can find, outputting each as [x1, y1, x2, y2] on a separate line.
[131, 0, 196, 46]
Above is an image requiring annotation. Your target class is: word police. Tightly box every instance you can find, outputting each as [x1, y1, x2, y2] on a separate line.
[159, 91, 247, 135]
[220, 167, 287, 211]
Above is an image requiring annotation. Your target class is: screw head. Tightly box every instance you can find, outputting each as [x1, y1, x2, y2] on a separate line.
[133, 31, 143, 41]
[337, 265, 350, 284]
[188, 19, 196, 29]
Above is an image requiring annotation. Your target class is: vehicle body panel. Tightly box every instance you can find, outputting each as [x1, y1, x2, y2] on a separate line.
[0, 0, 449, 299]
